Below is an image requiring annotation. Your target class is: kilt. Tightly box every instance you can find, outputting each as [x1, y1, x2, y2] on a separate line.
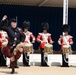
[1, 45, 14, 58]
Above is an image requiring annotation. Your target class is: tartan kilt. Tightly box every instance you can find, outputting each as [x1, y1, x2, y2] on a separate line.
[1, 45, 14, 58]
[1, 45, 23, 61]
[15, 51, 22, 61]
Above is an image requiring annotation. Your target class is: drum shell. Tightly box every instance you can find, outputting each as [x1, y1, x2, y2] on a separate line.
[62, 46, 72, 53]
[44, 44, 53, 53]
[24, 44, 33, 52]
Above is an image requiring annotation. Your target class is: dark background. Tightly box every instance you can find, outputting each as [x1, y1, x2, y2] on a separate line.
[0, 5, 76, 51]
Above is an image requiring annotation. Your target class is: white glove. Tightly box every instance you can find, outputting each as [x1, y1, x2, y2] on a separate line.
[32, 41, 35, 43]
[2, 15, 7, 21]
[41, 41, 44, 43]
[50, 41, 54, 44]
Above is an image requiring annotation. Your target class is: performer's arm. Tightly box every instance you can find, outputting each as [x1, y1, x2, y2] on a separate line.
[0, 15, 15, 39]
[48, 35, 54, 44]
[0, 15, 8, 29]
[37, 34, 42, 43]
[18, 28, 26, 42]
[30, 33, 35, 43]
[69, 38, 73, 45]
[58, 37, 62, 45]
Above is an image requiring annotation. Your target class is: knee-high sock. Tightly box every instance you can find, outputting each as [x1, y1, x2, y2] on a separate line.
[10, 61, 15, 73]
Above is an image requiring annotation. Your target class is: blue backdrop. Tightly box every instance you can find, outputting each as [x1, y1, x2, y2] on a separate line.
[0, 5, 76, 51]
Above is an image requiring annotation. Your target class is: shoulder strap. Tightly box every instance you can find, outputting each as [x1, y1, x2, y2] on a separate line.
[63, 36, 69, 45]
[42, 33, 48, 43]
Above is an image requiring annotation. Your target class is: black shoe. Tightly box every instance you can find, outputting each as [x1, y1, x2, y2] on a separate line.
[14, 66, 19, 68]
[61, 65, 69, 67]
[10, 71, 14, 74]
[41, 64, 49, 67]
[61, 65, 65, 67]
[10, 70, 15, 74]
[10, 68, 15, 74]
[26, 65, 30, 67]
[9, 66, 19, 68]
[9, 66, 12, 68]
[23, 64, 30, 67]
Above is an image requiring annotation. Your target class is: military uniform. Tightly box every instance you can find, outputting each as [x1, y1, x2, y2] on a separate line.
[37, 22, 53, 66]
[58, 25, 73, 67]
[0, 30, 8, 66]
[23, 21, 35, 66]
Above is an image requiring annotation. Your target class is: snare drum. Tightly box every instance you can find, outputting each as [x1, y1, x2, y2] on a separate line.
[13, 42, 24, 55]
[24, 43, 33, 53]
[62, 45, 72, 53]
[44, 44, 53, 53]
[0, 31, 8, 48]
[2, 39, 8, 47]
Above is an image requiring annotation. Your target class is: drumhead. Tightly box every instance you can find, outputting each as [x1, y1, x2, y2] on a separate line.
[2, 39, 8, 47]
[45, 44, 53, 47]
[24, 43, 33, 47]
[63, 45, 70, 48]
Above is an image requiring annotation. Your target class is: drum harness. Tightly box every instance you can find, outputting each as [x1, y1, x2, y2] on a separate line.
[63, 35, 72, 63]
[24, 32, 34, 63]
[43, 33, 53, 64]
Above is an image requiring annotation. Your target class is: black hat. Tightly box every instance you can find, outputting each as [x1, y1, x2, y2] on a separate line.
[42, 22, 49, 30]
[23, 21, 30, 29]
[62, 24, 70, 32]
[9, 18, 17, 23]
[9, 18, 17, 26]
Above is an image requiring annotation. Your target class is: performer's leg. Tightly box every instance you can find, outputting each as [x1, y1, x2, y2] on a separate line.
[62, 53, 65, 66]
[26, 56, 30, 66]
[23, 52, 27, 65]
[45, 57, 48, 64]
[64, 53, 69, 67]
[14, 60, 19, 68]
[10, 56, 15, 74]
[10, 61, 15, 74]
[66, 58, 69, 67]
[13, 46, 23, 68]
[10, 51, 22, 68]
[62, 53, 69, 67]
[41, 48, 47, 66]
[41, 48, 44, 66]
[23, 52, 29, 66]
[9, 60, 19, 68]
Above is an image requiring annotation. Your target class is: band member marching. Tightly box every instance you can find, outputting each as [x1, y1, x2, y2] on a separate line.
[0, 30, 8, 66]
[58, 25, 73, 67]
[23, 21, 35, 66]
[0, 15, 25, 74]
[37, 22, 54, 66]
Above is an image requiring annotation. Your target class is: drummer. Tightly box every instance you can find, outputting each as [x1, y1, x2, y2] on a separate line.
[37, 22, 54, 66]
[0, 30, 8, 66]
[23, 20, 35, 66]
[58, 25, 73, 67]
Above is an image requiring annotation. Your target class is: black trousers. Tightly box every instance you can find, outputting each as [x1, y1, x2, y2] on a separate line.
[0, 48, 6, 66]
[62, 53, 69, 67]
[41, 48, 48, 66]
[23, 52, 29, 66]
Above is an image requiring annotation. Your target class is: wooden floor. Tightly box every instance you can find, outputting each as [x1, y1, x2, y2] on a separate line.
[0, 66, 76, 75]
